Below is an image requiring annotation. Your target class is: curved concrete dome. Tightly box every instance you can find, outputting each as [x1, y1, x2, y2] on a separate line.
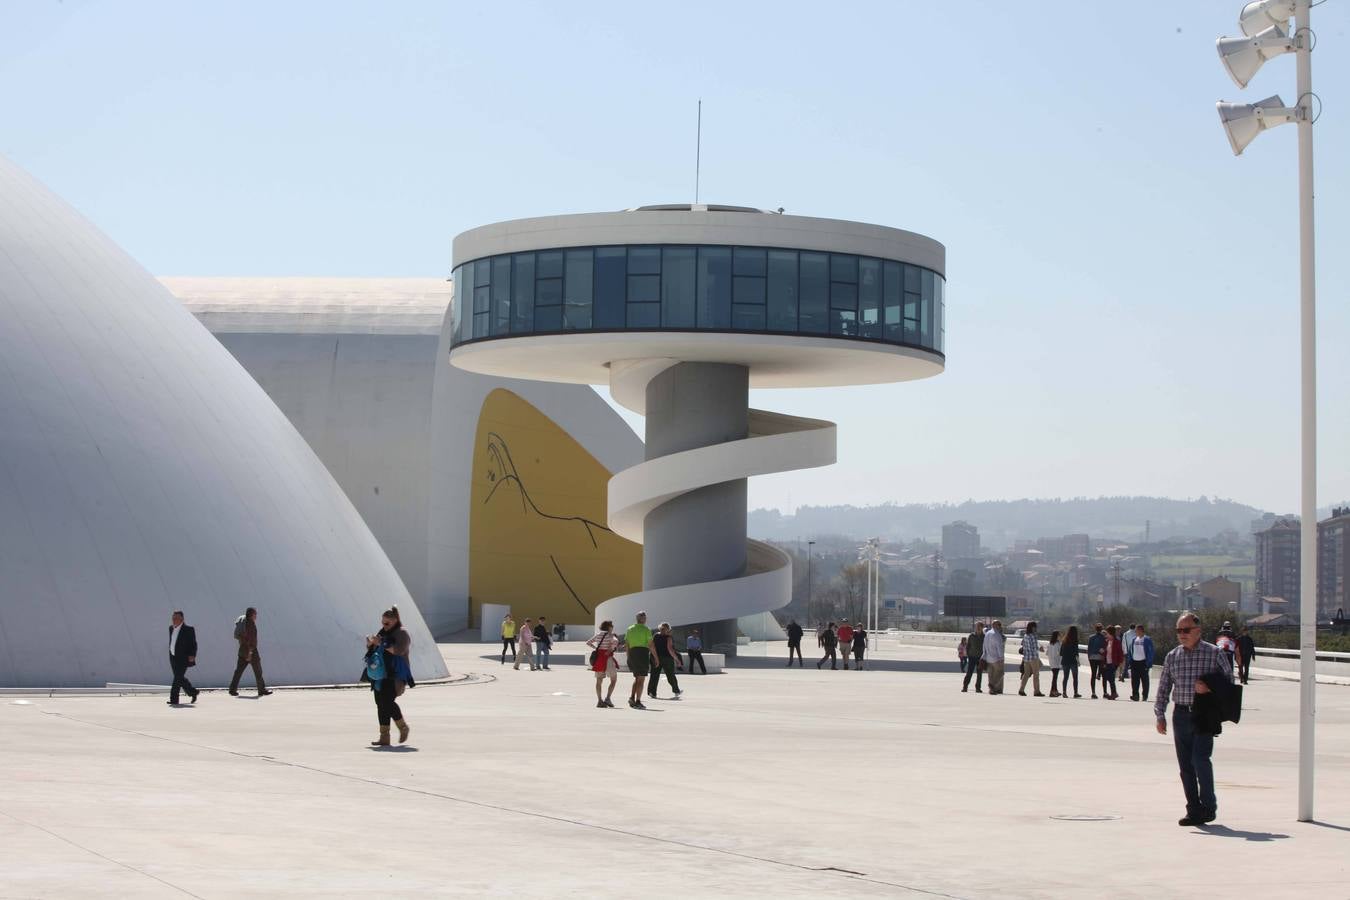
[0, 156, 448, 687]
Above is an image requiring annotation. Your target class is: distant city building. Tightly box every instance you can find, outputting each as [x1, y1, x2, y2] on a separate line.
[942, 521, 980, 561]
[1122, 577, 1179, 612]
[1182, 575, 1242, 611]
[1319, 507, 1350, 619]
[1033, 533, 1091, 562]
[1256, 517, 1301, 609]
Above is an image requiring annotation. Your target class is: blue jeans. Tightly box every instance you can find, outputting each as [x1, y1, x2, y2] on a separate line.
[1173, 707, 1216, 817]
[537, 644, 550, 668]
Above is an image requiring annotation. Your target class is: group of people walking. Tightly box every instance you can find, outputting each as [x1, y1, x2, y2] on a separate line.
[584, 611, 704, 709]
[499, 614, 557, 671]
[167, 605, 419, 750]
[959, 620, 1160, 700]
[809, 620, 869, 669]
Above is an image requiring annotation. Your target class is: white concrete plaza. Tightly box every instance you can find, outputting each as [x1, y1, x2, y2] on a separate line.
[2, 639, 1348, 898]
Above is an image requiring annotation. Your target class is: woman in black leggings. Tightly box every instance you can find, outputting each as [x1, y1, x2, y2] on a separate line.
[1060, 625, 1081, 698]
[366, 605, 414, 747]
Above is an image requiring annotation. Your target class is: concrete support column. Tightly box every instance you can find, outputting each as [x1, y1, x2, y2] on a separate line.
[642, 363, 749, 650]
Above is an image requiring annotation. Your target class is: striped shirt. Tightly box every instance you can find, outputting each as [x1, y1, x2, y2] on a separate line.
[1154, 641, 1233, 720]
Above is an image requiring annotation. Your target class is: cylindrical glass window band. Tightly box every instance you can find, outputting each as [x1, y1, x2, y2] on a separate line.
[451, 244, 945, 355]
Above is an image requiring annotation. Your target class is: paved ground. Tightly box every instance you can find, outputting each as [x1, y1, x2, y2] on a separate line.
[2, 638, 1348, 899]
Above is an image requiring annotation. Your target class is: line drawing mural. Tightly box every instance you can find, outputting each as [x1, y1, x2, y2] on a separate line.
[469, 389, 642, 625]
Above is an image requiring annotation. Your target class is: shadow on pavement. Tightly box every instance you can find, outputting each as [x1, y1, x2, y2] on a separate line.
[1197, 824, 1289, 841]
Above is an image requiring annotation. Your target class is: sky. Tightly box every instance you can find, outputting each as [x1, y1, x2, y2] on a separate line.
[2, 1, 1347, 515]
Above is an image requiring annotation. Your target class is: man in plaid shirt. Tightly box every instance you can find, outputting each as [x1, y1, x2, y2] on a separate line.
[1154, 612, 1233, 827]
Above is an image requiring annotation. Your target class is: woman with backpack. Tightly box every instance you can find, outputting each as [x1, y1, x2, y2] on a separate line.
[586, 619, 620, 708]
[365, 605, 414, 746]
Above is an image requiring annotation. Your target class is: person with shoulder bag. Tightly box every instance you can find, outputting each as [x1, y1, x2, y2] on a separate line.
[586, 620, 621, 708]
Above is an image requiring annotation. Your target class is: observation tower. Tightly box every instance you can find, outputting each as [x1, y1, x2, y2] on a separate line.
[449, 205, 946, 649]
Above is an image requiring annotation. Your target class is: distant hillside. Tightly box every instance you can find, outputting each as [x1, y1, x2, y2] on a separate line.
[748, 496, 1268, 548]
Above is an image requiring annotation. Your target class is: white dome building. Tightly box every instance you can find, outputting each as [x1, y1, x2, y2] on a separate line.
[0, 155, 447, 688]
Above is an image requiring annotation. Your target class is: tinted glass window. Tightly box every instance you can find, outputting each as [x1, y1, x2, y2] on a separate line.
[627, 302, 660, 327]
[534, 306, 562, 331]
[628, 247, 661, 275]
[696, 247, 732, 329]
[883, 260, 901, 341]
[661, 246, 696, 328]
[474, 259, 491, 287]
[628, 274, 659, 304]
[733, 276, 766, 305]
[767, 250, 798, 331]
[537, 251, 564, 279]
[859, 258, 880, 339]
[511, 254, 535, 333]
[491, 256, 512, 335]
[451, 266, 465, 344]
[733, 303, 766, 330]
[831, 281, 857, 311]
[831, 254, 858, 284]
[594, 248, 626, 328]
[564, 249, 593, 330]
[799, 252, 828, 334]
[733, 247, 766, 277]
[920, 269, 935, 347]
[537, 277, 562, 307]
[473, 285, 490, 314]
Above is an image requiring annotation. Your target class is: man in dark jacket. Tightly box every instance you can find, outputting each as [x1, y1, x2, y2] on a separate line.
[962, 622, 985, 693]
[816, 622, 838, 670]
[786, 619, 804, 666]
[534, 616, 552, 670]
[228, 607, 273, 697]
[167, 610, 199, 706]
[1236, 628, 1256, 685]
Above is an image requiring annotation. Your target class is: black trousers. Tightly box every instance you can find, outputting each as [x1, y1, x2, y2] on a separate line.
[1102, 664, 1119, 698]
[1061, 661, 1079, 694]
[1130, 659, 1151, 699]
[1238, 657, 1251, 684]
[818, 646, 837, 668]
[501, 637, 516, 662]
[169, 657, 196, 703]
[373, 678, 403, 726]
[229, 649, 267, 693]
[1088, 659, 1102, 694]
[787, 641, 803, 663]
[688, 650, 706, 674]
[962, 654, 983, 690]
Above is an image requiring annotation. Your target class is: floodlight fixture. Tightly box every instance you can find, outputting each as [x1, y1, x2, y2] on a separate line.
[1239, 0, 1296, 37]
[1217, 24, 1295, 88]
[1216, 94, 1298, 155]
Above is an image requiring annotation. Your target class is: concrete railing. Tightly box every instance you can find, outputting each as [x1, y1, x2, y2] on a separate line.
[874, 629, 1350, 678]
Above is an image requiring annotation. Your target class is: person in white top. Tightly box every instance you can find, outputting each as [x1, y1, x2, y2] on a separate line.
[514, 617, 538, 671]
[586, 620, 621, 708]
[981, 621, 1007, 695]
[1046, 630, 1064, 697]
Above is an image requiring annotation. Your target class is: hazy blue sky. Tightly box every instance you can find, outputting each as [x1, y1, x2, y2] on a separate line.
[3, 1, 1346, 515]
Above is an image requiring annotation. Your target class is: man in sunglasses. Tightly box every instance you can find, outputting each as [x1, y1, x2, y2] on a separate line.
[1154, 612, 1233, 827]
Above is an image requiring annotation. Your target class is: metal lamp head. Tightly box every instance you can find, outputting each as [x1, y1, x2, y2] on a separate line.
[1217, 24, 1294, 88]
[1216, 94, 1296, 155]
[1239, 0, 1296, 37]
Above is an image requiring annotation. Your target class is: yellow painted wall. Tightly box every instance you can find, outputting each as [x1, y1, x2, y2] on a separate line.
[469, 388, 642, 627]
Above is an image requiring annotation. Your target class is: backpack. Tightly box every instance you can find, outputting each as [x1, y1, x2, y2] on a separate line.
[366, 645, 386, 682]
[233, 615, 247, 640]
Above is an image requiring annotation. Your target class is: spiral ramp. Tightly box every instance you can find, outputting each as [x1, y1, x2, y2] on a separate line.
[595, 359, 836, 629]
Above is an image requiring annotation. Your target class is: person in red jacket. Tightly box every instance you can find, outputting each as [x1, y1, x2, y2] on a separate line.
[1101, 625, 1123, 700]
[836, 621, 855, 669]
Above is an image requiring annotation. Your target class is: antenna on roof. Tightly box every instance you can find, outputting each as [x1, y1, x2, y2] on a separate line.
[694, 99, 702, 205]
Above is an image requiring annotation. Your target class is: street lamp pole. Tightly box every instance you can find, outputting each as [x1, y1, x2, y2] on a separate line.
[1214, 0, 1319, 822]
[807, 540, 816, 630]
[1293, 0, 1318, 824]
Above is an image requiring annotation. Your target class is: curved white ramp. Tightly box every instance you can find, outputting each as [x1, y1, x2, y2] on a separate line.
[597, 362, 835, 628]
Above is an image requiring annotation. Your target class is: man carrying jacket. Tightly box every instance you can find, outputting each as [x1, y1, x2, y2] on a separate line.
[1128, 623, 1155, 702]
[1154, 612, 1233, 827]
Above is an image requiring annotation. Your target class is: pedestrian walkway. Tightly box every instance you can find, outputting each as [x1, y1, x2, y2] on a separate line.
[1, 641, 1346, 898]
